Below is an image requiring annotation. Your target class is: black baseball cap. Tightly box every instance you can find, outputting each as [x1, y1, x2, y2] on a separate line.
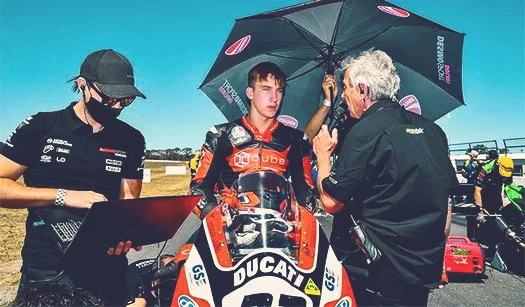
[79, 49, 146, 99]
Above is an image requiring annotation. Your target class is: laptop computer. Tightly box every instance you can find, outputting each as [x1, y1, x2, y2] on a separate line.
[42, 195, 201, 256]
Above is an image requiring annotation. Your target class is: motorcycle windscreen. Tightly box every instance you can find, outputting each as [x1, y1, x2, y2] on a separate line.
[226, 170, 301, 265]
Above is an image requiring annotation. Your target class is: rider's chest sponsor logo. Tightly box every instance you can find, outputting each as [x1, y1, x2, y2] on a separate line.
[277, 115, 299, 129]
[232, 150, 287, 169]
[99, 147, 127, 158]
[229, 125, 252, 146]
[47, 138, 72, 147]
[191, 264, 207, 286]
[40, 155, 51, 163]
[233, 254, 305, 289]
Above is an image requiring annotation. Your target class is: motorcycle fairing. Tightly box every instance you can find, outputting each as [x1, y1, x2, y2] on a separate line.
[173, 205, 356, 306]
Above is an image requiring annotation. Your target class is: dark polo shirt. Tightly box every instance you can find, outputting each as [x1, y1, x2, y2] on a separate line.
[322, 100, 459, 288]
[1, 102, 145, 270]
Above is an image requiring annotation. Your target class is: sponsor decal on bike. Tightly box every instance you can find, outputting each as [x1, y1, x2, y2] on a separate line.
[335, 296, 353, 307]
[191, 264, 208, 286]
[178, 295, 198, 307]
[225, 35, 251, 55]
[277, 115, 299, 129]
[324, 267, 337, 291]
[304, 277, 321, 296]
[377, 6, 410, 18]
[233, 254, 305, 288]
[134, 259, 155, 269]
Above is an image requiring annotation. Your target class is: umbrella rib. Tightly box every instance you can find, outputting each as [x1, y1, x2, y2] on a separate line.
[334, 26, 393, 56]
[264, 52, 325, 82]
[266, 52, 320, 62]
[287, 62, 325, 82]
[285, 20, 330, 66]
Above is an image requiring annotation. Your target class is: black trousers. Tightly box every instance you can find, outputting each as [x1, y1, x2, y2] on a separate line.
[345, 262, 431, 307]
[17, 265, 129, 306]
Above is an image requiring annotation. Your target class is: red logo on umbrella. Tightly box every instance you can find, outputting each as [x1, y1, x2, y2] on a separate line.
[225, 35, 251, 56]
[399, 95, 421, 115]
[277, 115, 298, 129]
[377, 6, 410, 18]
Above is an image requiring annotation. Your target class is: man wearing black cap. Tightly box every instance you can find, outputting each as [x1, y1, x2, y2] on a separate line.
[0, 49, 146, 305]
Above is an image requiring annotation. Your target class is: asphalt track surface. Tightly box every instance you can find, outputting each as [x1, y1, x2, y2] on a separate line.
[128, 213, 525, 306]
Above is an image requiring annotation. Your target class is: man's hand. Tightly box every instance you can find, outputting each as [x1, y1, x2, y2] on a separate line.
[64, 190, 107, 209]
[322, 74, 338, 102]
[313, 125, 338, 159]
[476, 211, 486, 223]
[107, 240, 143, 256]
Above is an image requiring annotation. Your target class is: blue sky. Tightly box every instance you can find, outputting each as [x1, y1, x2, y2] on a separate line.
[1, 0, 523, 150]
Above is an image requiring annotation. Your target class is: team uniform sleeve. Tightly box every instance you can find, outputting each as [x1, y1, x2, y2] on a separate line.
[121, 132, 146, 179]
[1, 114, 42, 166]
[474, 168, 488, 188]
[288, 135, 315, 207]
[190, 126, 225, 209]
[321, 131, 377, 203]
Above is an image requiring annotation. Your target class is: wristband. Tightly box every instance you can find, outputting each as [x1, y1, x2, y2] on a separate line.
[323, 99, 331, 107]
[55, 189, 67, 207]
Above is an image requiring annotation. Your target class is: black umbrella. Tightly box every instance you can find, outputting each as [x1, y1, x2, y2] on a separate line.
[200, 0, 465, 130]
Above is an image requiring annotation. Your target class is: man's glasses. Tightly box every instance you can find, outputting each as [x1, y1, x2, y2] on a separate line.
[88, 83, 135, 107]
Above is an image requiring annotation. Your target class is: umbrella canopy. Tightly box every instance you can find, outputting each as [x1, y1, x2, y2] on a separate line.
[200, 0, 465, 130]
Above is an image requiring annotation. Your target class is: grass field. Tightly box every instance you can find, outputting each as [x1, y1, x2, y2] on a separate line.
[0, 161, 190, 305]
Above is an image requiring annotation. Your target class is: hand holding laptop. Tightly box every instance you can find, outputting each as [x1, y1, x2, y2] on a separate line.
[59, 190, 108, 209]
[107, 240, 143, 256]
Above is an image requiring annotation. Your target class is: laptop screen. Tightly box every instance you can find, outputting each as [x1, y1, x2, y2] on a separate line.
[66, 195, 201, 257]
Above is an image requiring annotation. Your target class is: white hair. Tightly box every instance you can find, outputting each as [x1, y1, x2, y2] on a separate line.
[341, 49, 400, 102]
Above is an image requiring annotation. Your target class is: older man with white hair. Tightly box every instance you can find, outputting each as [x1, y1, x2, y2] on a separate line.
[313, 49, 459, 306]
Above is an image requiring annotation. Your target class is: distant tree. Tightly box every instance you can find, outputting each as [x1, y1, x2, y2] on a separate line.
[181, 148, 193, 160]
[472, 144, 489, 154]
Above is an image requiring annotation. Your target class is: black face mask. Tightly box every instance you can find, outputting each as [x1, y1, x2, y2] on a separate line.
[83, 89, 122, 126]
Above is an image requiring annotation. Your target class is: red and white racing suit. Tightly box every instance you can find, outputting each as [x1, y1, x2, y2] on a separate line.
[190, 115, 315, 218]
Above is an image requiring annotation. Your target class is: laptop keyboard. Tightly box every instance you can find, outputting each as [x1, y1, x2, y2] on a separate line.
[50, 220, 82, 243]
